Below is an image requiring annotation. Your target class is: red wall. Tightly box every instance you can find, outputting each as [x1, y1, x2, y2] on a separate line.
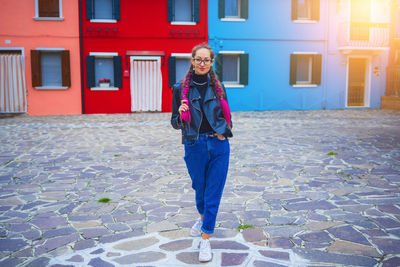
[82, 0, 208, 113]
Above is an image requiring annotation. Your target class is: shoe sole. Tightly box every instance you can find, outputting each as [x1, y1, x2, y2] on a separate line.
[199, 254, 212, 262]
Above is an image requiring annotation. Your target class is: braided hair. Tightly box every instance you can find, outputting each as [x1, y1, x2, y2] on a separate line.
[180, 44, 231, 125]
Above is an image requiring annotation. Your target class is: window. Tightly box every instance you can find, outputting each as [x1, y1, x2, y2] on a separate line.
[86, 0, 120, 21]
[215, 52, 249, 87]
[168, 0, 199, 24]
[86, 53, 122, 90]
[292, 0, 319, 21]
[290, 53, 322, 86]
[219, 0, 248, 20]
[31, 49, 71, 89]
[168, 54, 191, 87]
[35, 0, 63, 20]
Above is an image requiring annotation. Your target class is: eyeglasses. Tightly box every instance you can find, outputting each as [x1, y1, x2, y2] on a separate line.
[193, 58, 213, 65]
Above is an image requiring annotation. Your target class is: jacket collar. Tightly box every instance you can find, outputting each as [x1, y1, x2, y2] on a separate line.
[189, 78, 217, 103]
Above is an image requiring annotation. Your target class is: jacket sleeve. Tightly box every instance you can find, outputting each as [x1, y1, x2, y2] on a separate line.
[171, 83, 184, 130]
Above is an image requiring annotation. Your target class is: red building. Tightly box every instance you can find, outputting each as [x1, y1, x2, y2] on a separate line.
[81, 0, 207, 113]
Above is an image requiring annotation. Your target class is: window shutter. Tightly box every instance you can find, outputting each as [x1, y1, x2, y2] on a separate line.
[167, 0, 173, 21]
[312, 0, 320, 21]
[114, 56, 122, 88]
[31, 50, 42, 87]
[312, 54, 322, 85]
[218, 0, 225, 19]
[113, 0, 121, 20]
[39, 0, 59, 17]
[86, 56, 95, 87]
[61, 50, 71, 87]
[168, 57, 176, 88]
[215, 54, 223, 81]
[193, 0, 200, 22]
[290, 54, 297, 85]
[291, 0, 298, 20]
[86, 0, 93, 19]
[239, 54, 249, 85]
[241, 0, 249, 19]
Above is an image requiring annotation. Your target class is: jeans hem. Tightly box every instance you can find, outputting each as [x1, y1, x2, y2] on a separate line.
[201, 227, 213, 234]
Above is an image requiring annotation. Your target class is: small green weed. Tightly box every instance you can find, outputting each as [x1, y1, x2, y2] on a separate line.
[327, 151, 338, 156]
[114, 154, 122, 157]
[98, 197, 111, 203]
[237, 224, 254, 231]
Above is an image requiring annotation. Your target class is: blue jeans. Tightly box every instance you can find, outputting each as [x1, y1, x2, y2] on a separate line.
[184, 133, 230, 234]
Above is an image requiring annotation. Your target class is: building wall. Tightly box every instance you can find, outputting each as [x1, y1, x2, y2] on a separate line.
[82, 0, 208, 113]
[209, 0, 389, 111]
[0, 0, 82, 115]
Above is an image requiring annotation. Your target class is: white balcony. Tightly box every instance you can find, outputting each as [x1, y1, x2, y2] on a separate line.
[338, 21, 390, 54]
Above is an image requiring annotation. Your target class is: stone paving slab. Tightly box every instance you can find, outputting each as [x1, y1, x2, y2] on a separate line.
[0, 110, 399, 266]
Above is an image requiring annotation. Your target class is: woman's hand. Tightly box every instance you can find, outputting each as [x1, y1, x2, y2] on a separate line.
[179, 100, 189, 116]
[212, 133, 226, 140]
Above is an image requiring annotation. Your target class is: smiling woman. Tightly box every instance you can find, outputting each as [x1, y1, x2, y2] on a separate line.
[171, 44, 233, 263]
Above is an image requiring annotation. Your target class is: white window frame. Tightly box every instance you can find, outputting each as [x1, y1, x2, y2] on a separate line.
[292, 51, 318, 88]
[89, 52, 119, 91]
[219, 50, 245, 88]
[170, 0, 197, 25]
[34, 0, 64, 21]
[221, 0, 246, 22]
[34, 47, 67, 90]
[171, 53, 192, 83]
[90, 0, 117, 23]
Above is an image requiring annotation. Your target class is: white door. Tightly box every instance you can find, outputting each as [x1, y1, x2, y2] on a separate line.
[130, 56, 162, 112]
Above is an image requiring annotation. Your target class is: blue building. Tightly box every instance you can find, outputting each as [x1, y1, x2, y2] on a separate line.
[209, 0, 391, 111]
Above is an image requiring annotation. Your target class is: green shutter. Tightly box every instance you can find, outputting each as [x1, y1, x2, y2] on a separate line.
[312, 54, 322, 85]
[239, 54, 249, 85]
[86, 55, 95, 88]
[218, 0, 225, 19]
[312, 0, 320, 21]
[167, 0, 173, 22]
[241, 0, 248, 19]
[113, 0, 120, 20]
[290, 54, 297, 85]
[194, 0, 200, 22]
[215, 54, 223, 81]
[291, 0, 298, 20]
[114, 56, 122, 88]
[86, 0, 93, 19]
[168, 57, 176, 87]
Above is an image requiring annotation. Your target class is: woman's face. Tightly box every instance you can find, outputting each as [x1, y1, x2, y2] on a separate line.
[191, 48, 214, 75]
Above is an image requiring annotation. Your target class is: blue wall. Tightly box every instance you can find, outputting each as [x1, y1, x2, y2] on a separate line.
[209, 0, 388, 111]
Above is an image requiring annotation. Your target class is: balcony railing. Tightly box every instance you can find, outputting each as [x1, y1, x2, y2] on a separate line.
[338, 22, 390, 50]
[386, 67, 400, 97]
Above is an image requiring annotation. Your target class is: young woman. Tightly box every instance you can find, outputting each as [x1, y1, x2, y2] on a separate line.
[171, 44, 232, 262]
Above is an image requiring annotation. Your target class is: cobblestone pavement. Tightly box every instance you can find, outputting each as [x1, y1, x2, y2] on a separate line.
[0, 110, 399, 267]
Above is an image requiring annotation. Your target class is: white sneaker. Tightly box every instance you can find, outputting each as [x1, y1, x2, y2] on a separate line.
[190, 218, 203, 237]
[199, 238, 212, 262]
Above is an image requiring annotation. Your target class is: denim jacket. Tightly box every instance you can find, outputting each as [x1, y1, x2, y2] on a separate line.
[171, 79, 233, 143]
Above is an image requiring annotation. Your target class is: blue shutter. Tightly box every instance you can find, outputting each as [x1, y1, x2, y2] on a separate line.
[86, 0, 93, 19]
[168, 57, 176, 88]
[218, 0, 225, 19]
[114, 56, 122, 88]
[193, 0, 200, 22]
[239, 54, 249, 85]
[113, 0, 120, 20]
[168, 0, 173, 21]
[86, 56, 95, 87]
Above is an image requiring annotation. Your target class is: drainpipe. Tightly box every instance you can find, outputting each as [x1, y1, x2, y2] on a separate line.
[79, 0, 85, 114]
